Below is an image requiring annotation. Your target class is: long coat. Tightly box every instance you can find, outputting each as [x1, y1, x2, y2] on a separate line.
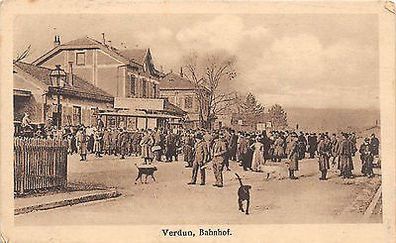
[287, 139, 299, 171]
[194, 140, 208, 166]
[274, 137, 285, 157]
[337, 138, 354, 172]
[250, 142, 264, 171]
[76, 131, 87, 155]
[212, 139, 227, 164]
[317, 139, 331, 171]
[140, 134, 154, 159]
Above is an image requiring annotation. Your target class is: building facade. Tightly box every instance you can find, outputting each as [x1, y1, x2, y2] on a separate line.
[33, 36, 161, 100]
[14, 62, 114, 127]
[159, 71, 209, 128]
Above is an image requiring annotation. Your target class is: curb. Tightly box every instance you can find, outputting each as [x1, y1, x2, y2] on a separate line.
[363, 185, 382, 220]
[15, 189, 121, 215]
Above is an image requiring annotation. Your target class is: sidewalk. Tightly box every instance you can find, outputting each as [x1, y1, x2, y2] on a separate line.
[15, 189, 121, 215]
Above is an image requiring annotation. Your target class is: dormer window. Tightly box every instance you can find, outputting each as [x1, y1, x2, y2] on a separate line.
[76, 52, 85, 66]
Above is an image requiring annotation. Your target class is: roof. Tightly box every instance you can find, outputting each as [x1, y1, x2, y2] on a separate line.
[164, 99, 187, 116]
[118, 49, 147, 65]
[33, 36, 142, 67]
[14, 62, 114, 102]
[160, 72, 196, 90]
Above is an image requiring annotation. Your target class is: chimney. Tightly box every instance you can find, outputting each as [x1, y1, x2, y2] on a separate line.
[180, 67, 183, 77]
[68, 61, 74, 86]
[54, 35, 61, 47]
[101, 32, 106, 45]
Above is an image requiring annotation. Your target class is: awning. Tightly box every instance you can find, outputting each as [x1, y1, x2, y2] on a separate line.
[99, 111, 181, 119]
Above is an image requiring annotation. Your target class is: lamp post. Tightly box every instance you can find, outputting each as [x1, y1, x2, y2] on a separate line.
[49, 65, 66, 130]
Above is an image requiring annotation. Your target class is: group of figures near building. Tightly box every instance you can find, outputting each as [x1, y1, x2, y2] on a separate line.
[17, 112, 381, 187]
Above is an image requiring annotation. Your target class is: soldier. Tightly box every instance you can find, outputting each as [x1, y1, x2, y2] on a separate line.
[93, 128, 103, 158]
[337, 133, 354, 179]
[287, 133, 299, 179]
[297, 131, 307, 159]
[359, 138, 374, 178]
[140, 130, 155, 164]
[229, 130, 238, 161]
[118, 128, 129, 159]
[102, 128, 111, 155]
[165, 131, 176, 162]
[187, 133, 208, 185]
[273, 134, 284, 162]
[111, 128, 119, 156]
[76, 127, 87, 161]
[370, 134, 380, 156]
[130, 130, 140, 156]
[317, 135, 331, 180]
[212, 133, 228, 187]
[183, 131, 195, 167]
[329, 133, 338, 165]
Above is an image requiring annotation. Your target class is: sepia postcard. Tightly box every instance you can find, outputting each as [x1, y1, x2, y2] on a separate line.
[0, 0, 395, 242]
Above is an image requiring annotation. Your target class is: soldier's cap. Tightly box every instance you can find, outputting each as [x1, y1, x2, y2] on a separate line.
[364, 137, 370, 142]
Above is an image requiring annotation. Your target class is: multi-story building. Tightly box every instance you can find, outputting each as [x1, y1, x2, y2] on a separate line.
[13, 61, 113, 127]
[159, 70, 208, 128]
[32, 36, 185, 130]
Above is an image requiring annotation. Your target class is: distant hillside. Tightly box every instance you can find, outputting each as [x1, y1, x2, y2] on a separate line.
[285, 107, 380, 133]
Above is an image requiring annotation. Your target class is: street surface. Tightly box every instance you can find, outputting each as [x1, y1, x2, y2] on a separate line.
[15, 154, 382, 225]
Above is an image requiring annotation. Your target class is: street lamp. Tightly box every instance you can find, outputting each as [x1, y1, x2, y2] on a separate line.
[49, 65, 66, 130]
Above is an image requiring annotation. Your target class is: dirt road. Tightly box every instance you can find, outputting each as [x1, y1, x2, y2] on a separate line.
[15, 154, 382, 225]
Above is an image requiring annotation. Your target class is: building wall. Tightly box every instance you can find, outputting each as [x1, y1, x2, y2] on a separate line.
[39, 48, 159, 99]
[46, 94, 112, 127]
[160, 89, 199, 114]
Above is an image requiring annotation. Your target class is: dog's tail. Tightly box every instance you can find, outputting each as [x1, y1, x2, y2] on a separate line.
[235, 173, 243, 186]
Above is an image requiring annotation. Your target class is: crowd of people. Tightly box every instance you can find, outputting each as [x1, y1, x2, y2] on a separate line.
[17, 114, 381, 187]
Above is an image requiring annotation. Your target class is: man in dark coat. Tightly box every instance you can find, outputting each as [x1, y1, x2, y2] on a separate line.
[317, 135, 331, 180]
[188, 133, 209, 185]
[287, 133, 300, 179]
[297, 132, 307, 160]
[229, 130, 238, 161]
[360, 138, 374, 178]
[165, 131, 176, 162]
[117, 128, 129, 159]
[238, 134, 250, 171]
[370, 134, 380, 156]
[337, 133, 354, 178]
[212, 133, 228, 187]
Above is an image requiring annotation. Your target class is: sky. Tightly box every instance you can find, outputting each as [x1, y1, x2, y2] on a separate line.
[14, 14, 379, 110]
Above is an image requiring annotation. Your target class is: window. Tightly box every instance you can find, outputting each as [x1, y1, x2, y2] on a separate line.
[72, 106, 82, 125]
[185, 96, 193, 109]
[76, 52, 85, 66]
[130, 75, 136, 97]
[153, 84, 157, 98]
[142, 79, 147, 98]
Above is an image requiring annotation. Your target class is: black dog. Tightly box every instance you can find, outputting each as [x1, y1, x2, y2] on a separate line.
[135, 164, 158, 184]
[235, 173, 251, 215]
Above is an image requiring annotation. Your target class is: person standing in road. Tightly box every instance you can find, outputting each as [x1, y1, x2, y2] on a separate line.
[250, 136, 264, 172]
[212, 133, 228, 187]
[140, 130, 155, 164]
[188, 133, 208, 185]
[338, 133, 354, 178]
[76, 126, 87, 161]
[287, 133, 299, 179]
[359, 138, 374, 178]
[317, 135, 331, 180]
[370, 133, 380, 157]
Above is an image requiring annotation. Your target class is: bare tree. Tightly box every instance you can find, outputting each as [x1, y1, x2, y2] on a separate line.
[13, 45, 32, 64]
[183, 51, 237, 129]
